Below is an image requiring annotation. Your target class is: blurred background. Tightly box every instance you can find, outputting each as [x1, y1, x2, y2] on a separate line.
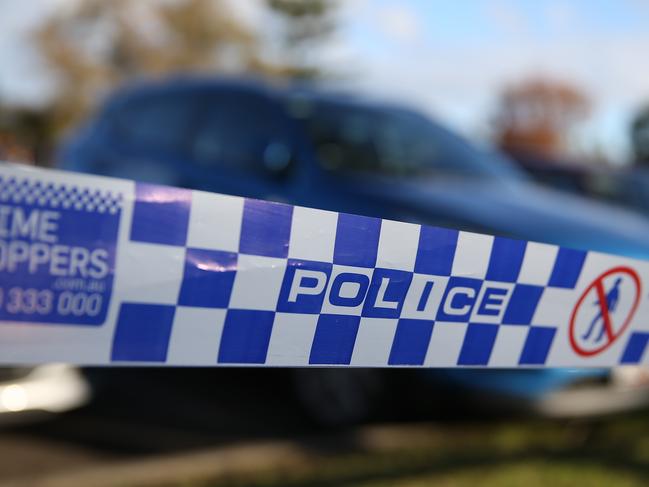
[2, 1, 649, 486]
[3, 0, 649, 168]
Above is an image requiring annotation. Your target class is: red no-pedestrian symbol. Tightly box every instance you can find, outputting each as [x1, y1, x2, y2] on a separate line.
[569, 266, 641, 357]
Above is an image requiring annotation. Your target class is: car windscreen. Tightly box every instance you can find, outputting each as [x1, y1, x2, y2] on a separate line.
[296, 100, 524, 181]
[112, 91, 197, 152]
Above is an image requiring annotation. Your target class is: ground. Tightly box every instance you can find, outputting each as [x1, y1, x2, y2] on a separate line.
[192, 414, 649, 487]
[0, 369, 647, 486]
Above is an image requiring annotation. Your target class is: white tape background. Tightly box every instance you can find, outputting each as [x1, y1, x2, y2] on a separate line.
[1, 163, 649, 367]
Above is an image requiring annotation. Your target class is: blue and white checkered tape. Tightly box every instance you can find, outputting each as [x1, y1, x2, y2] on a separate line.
[1, 163, 649, 367]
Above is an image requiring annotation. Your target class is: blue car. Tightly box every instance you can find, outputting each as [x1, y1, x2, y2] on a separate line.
[59, 77, 649, 424]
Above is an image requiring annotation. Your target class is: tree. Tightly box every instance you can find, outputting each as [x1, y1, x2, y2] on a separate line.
[0, 103, 55, 164]
[17, 0, 335, 163]
[266, 0, 337, 80]
[493, 78, 591, 159]
[36, 0, 258, 133]
[631, 106, 649, 165]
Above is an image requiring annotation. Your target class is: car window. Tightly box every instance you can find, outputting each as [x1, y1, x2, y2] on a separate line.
[586, 172, 649, 213]
[114, 92, 197, 152]
[297, 99, 524, 181]
[191, 93, 293, 175]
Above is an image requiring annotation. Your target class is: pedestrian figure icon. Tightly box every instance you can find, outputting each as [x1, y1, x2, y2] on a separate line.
[582, 277, 622, 343]
[570, 267, 641, 357]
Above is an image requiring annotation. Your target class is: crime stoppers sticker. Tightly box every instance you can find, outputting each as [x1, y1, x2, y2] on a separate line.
[0, 176, 122, 325]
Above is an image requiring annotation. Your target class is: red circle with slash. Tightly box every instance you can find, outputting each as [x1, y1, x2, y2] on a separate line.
[569, 266, 641, 357]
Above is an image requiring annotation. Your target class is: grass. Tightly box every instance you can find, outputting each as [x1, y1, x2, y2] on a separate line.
[188, 412, 649, 487]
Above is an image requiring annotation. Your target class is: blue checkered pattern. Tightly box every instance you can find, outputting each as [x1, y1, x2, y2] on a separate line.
[0, 175, 123, 213]
[107, 181, 649, 367]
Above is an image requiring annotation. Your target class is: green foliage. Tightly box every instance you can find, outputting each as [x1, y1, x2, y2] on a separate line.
[192, 414, 649, 487]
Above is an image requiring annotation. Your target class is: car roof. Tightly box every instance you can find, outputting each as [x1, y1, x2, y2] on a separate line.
[106, 75, 418, 118]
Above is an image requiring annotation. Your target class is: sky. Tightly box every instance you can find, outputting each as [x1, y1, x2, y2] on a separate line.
[324, 0, 649, 161]
[1, 0, 649, 162]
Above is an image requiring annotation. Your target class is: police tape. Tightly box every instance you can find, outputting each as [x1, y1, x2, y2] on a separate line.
[1, 162, 649, 367]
